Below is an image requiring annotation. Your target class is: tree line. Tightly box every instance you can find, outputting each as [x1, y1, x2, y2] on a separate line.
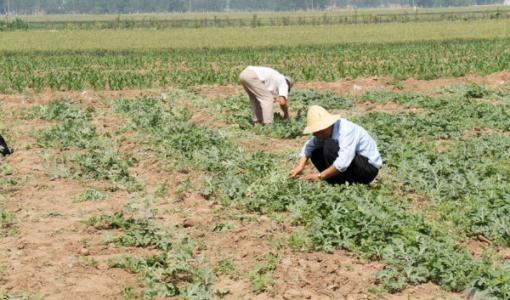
[0, 0, 504, 15]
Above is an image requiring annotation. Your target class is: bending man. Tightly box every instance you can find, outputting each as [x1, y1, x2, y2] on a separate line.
[239, 66, 293, 125]
[289, 105, 382, 185]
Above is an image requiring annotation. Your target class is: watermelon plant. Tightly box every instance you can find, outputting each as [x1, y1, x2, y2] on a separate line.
[112, 92, 510, 296]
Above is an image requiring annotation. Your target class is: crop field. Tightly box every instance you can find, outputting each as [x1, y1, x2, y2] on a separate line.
[1, 19, 510, 52]
[1, 8, 510, 300]
[0, 38, 509, 93]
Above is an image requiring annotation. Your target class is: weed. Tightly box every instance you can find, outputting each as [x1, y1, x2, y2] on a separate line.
[212, 223, 233, 232]
[176, 179, 193, 200]
[154, 182, 167, 198]
[78, 188, 107, 202]
[214, 259, 240, 279]
[78, 256, 99, 268]
[0, 208, 15, 236]
[387, 79, 404, 90]
[214, 288, 231, 298]
[249, 254, 278, 294]
[465, 84, 489, 98]
[286, 230, 311, 251]
[122, 285, 138, 300]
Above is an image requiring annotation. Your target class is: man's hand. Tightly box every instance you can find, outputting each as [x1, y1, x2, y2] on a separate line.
[289, 166, 304, 178]
[278, 96, 287, 106]
[304, 173, 321, 182]
[289, 156, 308, 178]
[279, 96, 290, 119]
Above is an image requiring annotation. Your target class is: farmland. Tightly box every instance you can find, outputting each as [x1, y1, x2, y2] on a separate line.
[1, 19, 510, 52]
[1, 8, 510, 300]
[0, 38, 509, 93]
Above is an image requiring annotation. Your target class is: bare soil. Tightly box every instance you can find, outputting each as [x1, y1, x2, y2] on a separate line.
[462, 127, 510, 140]
[0, 89, 168, 111]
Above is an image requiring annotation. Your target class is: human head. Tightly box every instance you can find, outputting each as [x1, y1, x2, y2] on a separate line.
[313, 125, 334, 140]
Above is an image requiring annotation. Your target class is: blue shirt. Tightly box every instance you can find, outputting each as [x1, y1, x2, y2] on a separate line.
[299, 118, 382, 172]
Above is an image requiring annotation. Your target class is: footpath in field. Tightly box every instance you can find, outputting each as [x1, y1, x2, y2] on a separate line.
[1, 75, 509, 299]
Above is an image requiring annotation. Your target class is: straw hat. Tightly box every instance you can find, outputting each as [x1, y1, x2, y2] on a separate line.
[303, 105, 340, 134]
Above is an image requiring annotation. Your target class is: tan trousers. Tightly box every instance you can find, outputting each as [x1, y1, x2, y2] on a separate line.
[239, 68, 274, 124]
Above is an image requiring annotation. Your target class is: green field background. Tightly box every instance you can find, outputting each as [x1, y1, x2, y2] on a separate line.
[1, 19, 509, 51]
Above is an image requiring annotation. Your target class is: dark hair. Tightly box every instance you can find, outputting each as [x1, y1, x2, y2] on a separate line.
[286, 78, 293, 92]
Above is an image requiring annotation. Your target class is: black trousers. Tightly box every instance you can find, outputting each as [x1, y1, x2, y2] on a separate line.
[0, 134, 11, 157]
[311, 139, 379, 185]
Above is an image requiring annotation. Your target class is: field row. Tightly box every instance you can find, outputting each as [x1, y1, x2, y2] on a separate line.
[1, 38, 509, 93]
[0, 19, 509, 52]
[0, 101, 215, 298]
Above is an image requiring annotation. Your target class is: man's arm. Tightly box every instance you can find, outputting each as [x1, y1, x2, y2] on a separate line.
[333, 126, 358, 172]
[279, 96, 289, 119]
[276, 75, 290, 119]
[289, 156, 308, 178]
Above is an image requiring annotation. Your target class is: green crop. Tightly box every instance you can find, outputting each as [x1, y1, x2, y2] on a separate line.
[6, 97, 214, 298]
[88, 210, 213, 299]
[29, 100, 139, 189]
[0, 38, 508, 93]
[112, 92, 510, 296]
[1, 19, 508, 52]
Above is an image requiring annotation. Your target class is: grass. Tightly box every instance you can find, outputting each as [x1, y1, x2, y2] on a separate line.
[0, 19, 509, 51]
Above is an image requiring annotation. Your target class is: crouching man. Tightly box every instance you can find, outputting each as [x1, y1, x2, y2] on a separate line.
[289, 105, 382, 185]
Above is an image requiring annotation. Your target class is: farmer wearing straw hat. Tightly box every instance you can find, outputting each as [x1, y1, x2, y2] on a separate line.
[289, 105, 382, 185]
[239, 66, 294, 125]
